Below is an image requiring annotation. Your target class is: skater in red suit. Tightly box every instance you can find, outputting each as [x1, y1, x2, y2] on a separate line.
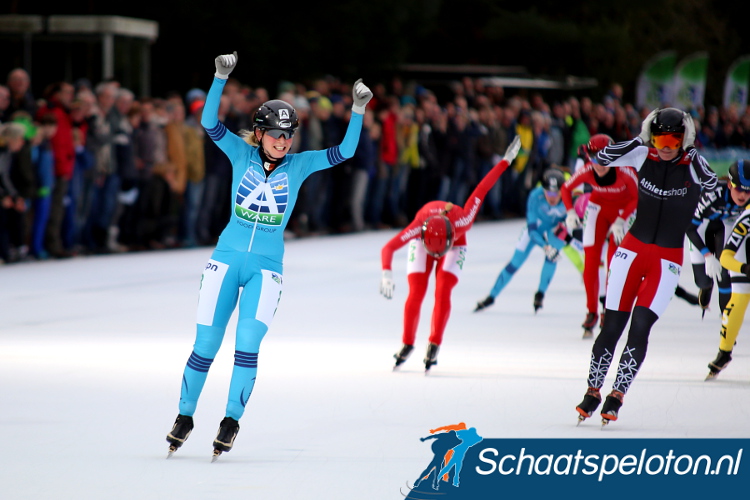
[561, 134, 639, 337]
[380, 137, 521, 371]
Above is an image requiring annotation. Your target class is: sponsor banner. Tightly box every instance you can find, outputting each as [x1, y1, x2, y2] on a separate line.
[636, 51, 677, 109]
[673, 52, 709, 110]
[402, 425, 747, 498]
[723, 55, 750, 110]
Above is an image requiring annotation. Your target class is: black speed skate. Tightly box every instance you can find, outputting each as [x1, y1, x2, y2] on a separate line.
[698, 287, 712, 319]
[575, 387, 601, 425]
[600, 390, 624, 427]
[474, 296, 494, 312]
[533, 291, 544, 313]
[166, 414, 194, 458]
[424, 343, 440, 372]
[675, 285, 699, 306]
[212, 417, 239, 462]
[705, 349, 732, 381]
[393, 344, 414, 369]
[581, 313, 598, 339]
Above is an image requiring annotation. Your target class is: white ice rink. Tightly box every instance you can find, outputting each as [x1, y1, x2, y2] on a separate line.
[1, 218, 748, 499]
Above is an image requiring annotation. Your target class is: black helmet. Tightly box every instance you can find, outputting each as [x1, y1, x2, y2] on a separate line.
[650, 107, 685, 135]
[541, 168, 565, 192]
[253, 100, 299, 139]
[728, 159, 750, 192]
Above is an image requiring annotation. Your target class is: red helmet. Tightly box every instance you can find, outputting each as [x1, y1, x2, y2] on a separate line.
[588, 134, 614, 155]
[421, 215, 454, 258]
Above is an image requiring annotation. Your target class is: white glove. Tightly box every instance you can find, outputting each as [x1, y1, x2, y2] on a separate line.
[638, 109, 659, 144]
[214, 51, 238, 79]
[610, 217, 627, 245]
[503, 136, 521, 164]
[351, 79, 373, 114]
[380, 270, 395, 299]
[704, 254, 723, 280]
[544, 245, 561, 262]
[682, 111, 696, 149]
[565, 208, 581, 232]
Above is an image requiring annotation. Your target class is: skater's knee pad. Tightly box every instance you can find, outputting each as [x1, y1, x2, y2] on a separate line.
[236, 318, 268, 352]
[193, 324, 227, 358]
[626, 306, 658, 349]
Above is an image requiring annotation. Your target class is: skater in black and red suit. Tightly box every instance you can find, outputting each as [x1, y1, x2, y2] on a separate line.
[575, 107, 717, 425]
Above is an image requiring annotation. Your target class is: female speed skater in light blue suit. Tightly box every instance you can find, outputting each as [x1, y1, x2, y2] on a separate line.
[474, 168, 568, 313]
[166, 51, 373, 459]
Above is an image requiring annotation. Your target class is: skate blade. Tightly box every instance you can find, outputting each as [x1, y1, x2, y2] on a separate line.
[575, 408, 592, 426]
[582, 329, 593, 339]
[705, 371, 719, 381]
[211, 449, 222, 462]
[600, 415, 617, 429]
[166, 445, 178, 459]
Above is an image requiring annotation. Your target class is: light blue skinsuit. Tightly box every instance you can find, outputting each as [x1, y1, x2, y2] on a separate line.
[178, 77, 363, 420]
[488, 186, 567, 298]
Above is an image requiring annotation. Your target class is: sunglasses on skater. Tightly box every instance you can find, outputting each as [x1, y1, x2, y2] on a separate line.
[730, 181, 750, 192]
[263, 128, 295, 140]
[544, 190, 560, 197]
[651, 132, 683, 150]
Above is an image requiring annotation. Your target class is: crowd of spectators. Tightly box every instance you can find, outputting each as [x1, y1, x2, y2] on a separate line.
[2, 67, 750, 265]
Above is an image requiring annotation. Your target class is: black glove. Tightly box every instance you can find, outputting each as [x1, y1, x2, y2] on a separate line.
[741, 263, 748, 275]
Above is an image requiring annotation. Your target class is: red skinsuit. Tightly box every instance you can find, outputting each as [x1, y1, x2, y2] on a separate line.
[561, 163, 638, 314]
[381, 158, 510, 346]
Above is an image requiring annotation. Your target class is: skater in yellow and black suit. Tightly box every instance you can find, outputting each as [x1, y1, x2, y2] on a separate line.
[707, 204, 750, 379]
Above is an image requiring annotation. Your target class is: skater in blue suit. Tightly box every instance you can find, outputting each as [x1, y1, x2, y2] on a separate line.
[474, 168, 568, 313]
[166, 51, 372, 459]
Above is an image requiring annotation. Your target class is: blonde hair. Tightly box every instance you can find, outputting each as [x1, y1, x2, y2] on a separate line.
[239, 128, 260, 146]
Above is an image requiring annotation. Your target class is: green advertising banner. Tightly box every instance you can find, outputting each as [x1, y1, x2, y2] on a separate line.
[674, 52, 708, 111]
[636, 51, 677, 109]
[723, 55, 750, 110]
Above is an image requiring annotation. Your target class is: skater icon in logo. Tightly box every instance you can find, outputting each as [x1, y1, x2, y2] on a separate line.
[412, 423, 483, 491]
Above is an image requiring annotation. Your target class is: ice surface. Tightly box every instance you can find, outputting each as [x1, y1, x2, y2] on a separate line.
[1, 219, 747, 499]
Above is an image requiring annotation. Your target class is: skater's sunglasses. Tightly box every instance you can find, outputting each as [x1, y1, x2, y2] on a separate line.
[730, 181, 750, 192]
[263, 128, 295, 140]
[651, 132, 683, 150]
[544, 190, 560, 197]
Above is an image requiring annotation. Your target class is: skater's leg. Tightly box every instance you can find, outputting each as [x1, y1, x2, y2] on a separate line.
[404, 271, 430, 345]
[179, 254, 240, 416]
[720, 292, 750, 352]
[608, 247, 681, 395]
[403, 240, 433, 345]
[489, 230, 533, 297]
[537, 234, 565, 294]
[587, 309, 630, 388]
[611, 306, 658, 394]
[582, 202, 609, 314]
[428, 246, 464, 345]
[225, 268, 283, 421]
[717, 268, 733, 313]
